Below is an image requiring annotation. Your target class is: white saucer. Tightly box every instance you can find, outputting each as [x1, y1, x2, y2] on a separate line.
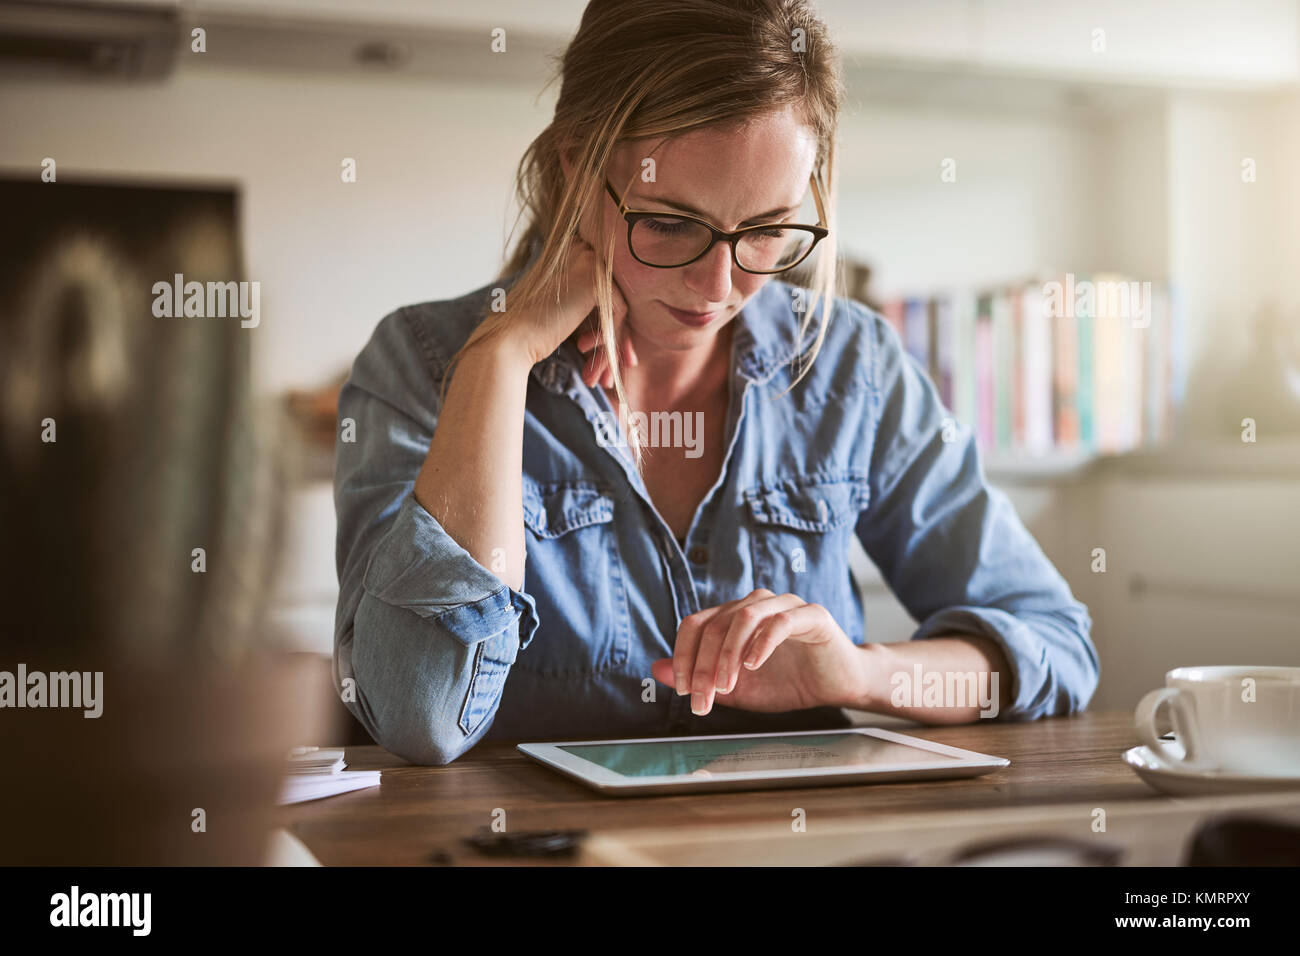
[1124, 745, 1300, 796]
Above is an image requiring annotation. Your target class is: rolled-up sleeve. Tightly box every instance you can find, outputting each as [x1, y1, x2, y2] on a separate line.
[362, 493, 539, 648]
[333, 308, 539, 765]
[853, 309, 1100, 720]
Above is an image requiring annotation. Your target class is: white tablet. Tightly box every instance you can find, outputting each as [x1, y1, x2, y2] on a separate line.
[517, 727, 1009, 796]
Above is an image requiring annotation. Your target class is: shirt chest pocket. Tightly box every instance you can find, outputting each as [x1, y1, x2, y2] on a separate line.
[743, 474, 870, 629]
[515, 480, 631, 677]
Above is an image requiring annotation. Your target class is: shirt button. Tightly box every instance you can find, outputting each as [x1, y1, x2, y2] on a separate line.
[688, 547, 708, 565]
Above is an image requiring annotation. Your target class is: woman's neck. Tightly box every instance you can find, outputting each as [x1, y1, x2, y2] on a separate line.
[610, 320, 734, 411]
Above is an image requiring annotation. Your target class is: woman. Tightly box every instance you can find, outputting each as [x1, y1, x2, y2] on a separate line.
[333, 0, 1099, 765]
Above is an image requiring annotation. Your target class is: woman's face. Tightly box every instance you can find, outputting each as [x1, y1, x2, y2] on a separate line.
[570, 105, 819, 356]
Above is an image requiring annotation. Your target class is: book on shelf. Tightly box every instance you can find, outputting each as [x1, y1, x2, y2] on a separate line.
[975, 294, 995, 450]
[993, 288, 1015, 450]
[932, 295, 955, 411]
[876, 272, 1183, 463]
[1021, 282, 1053, 455]
[881, 299, 905, 343]
[903, 296, 930, 373]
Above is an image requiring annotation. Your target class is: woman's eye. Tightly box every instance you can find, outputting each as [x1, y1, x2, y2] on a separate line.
[644, 218, 688, 235]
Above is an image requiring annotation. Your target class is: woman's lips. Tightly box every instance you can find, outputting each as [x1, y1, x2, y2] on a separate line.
[663, 302, 721, 327]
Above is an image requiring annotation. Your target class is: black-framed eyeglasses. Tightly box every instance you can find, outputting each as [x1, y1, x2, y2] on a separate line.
[603, 172, 829, 275]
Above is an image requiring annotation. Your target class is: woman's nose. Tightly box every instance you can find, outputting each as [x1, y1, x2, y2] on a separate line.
[683, 240, 734, 303]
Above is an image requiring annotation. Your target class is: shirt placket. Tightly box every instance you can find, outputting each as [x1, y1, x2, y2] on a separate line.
[537, 343, 758, 733]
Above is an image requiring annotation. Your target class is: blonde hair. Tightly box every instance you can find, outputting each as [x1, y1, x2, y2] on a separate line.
[449, 0, 845, 469]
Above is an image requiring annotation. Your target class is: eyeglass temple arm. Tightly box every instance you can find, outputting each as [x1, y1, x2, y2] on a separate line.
[810, 171, 827, 229]
[605, 178, 628, 214]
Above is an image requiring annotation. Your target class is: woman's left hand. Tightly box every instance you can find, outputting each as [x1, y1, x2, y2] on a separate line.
[650, 589, 867, 716]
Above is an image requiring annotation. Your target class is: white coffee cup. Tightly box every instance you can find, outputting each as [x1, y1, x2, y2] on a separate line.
[1135, 666, 1300, 776]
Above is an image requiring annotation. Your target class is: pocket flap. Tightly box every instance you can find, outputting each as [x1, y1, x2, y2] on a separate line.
[744, 475, 869, 532]
[522, 480, 615, 538]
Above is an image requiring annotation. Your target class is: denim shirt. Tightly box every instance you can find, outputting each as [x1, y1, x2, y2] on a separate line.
[333, 273, 1099, 765]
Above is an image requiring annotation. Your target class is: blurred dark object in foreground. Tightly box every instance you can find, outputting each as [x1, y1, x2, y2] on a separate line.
[0, 176, 328, 864]
[1186, 815, 1300, 866]
[840, 835, 1122, 866]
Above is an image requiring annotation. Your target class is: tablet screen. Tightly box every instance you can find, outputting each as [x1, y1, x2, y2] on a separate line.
[557, 732, 956, 778]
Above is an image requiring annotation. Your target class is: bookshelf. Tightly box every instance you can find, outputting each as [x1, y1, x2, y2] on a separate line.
[886, 274, 1181, 466]
[788, 262, 1186, 479]
[784, 63, 1297, 486]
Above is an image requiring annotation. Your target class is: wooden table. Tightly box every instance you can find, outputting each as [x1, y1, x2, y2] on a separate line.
[279, 710, 1300, 866]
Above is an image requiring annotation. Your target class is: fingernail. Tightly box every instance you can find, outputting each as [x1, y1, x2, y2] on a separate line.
[744, 657, 758, 669]
[691, 693, 705, 715]
[715, 669, 727, 692]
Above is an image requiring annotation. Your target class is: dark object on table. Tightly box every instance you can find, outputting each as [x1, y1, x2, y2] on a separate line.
[838, 855, 913, 866]
[463, 828, 588, 858]
[840, 835, 1122, 866]
[949, 835, 1122, 866]
[1186, 815, 1300, 866]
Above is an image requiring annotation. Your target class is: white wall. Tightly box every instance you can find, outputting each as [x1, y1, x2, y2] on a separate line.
[1167, 92, 1295, 427]
[836, 104, 1104, 296]
[0, 64, 549, 392]
[1, 59, 1119, 392]
[1084, 476, 1300, 710]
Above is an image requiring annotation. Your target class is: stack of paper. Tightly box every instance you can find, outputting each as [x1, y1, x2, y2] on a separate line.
[278, 746, 380, 805]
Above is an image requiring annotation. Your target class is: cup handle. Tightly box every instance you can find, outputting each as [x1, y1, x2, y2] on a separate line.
[1136, 688, 1205, 769]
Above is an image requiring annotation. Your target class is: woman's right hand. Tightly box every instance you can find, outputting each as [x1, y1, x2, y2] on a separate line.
[504, 236, 634, 380]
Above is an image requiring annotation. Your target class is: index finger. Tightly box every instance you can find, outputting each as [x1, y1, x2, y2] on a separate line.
[672, 602, 732, 697]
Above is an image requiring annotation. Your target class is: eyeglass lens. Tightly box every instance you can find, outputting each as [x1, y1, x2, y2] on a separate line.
[631, 218, 815, 272]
